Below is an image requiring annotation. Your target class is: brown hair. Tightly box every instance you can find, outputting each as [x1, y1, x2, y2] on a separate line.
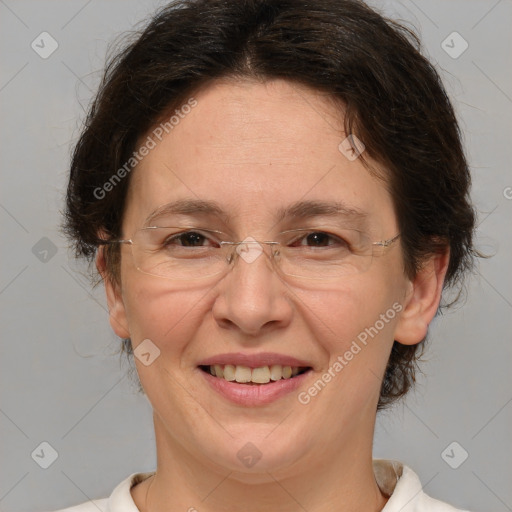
[62, 0, 477, 409]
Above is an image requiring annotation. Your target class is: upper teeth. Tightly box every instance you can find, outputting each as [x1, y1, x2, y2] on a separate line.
[208, 364, 302, 383]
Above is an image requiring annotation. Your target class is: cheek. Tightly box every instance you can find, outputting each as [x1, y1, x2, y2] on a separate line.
[298, 273, 402, 363]
[121, 276, 211, 357]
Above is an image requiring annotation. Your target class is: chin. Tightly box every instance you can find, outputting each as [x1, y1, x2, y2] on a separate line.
[200, 428, 310, 478]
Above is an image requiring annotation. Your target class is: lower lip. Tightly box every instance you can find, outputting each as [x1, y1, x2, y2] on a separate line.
[199, 368, 311, 406]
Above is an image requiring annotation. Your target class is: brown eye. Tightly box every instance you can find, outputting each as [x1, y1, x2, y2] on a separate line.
[163, 231, 213, 248]
[290, 231, 347, 248]
[178, 232, 207, 246]
[304, 232, 332, 247]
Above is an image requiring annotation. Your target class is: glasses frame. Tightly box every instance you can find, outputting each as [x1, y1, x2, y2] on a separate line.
[100, 226, 400, 281]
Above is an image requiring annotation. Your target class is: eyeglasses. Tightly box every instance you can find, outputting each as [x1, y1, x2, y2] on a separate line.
[102, 226, 400, 281]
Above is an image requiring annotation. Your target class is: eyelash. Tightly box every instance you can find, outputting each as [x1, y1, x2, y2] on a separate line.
[165, 231, 214, 247]
[163, 230, 347, 248]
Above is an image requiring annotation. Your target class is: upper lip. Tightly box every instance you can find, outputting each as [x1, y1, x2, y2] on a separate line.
[198, 352, 313, 369]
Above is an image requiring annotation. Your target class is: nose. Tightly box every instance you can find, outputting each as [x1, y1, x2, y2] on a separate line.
[211, 240, 293, 337]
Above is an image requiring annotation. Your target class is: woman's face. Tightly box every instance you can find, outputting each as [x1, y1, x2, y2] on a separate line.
[105, 78, 419, 478]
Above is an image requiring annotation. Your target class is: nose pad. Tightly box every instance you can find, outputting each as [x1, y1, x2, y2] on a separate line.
[227, 240, 278, 275]
[236, 237, 264, 264]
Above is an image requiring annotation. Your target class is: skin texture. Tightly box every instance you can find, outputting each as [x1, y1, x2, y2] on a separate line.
[96, 78, 449, 512]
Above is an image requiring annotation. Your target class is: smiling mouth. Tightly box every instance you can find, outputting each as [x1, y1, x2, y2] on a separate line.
[199, 364, 311, 384]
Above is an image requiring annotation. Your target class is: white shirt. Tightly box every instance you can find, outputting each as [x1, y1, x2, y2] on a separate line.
[50, 460, 469, 512]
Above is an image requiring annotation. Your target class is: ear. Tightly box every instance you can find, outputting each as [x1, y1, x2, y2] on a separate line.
[394, 249, 450, 345]
[96, 245, 130, 339]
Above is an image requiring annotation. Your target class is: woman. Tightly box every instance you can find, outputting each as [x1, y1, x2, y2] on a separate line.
[60, 0, 476, 510]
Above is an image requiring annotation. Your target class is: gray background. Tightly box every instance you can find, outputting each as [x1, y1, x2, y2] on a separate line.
[0, 0, 511, 511]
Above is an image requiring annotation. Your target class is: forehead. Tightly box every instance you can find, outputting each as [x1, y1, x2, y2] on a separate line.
[124, 78, 396, 234]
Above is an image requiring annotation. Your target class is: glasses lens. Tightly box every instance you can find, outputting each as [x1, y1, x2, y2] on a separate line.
[276, 228, 373, 279]
[128, 226, 377, 280]
[131, 227, 227, 280]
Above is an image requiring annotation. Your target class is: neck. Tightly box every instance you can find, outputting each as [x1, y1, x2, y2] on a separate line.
[132, 416, 388, 512]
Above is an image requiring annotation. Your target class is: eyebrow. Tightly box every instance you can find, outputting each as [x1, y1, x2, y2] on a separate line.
[144, 198, 367, 227]
[144, 199, 228, 226]
[275, 199, 367, 224]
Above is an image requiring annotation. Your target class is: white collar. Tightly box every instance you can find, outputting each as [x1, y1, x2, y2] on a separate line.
[100, 459, 468, 512]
